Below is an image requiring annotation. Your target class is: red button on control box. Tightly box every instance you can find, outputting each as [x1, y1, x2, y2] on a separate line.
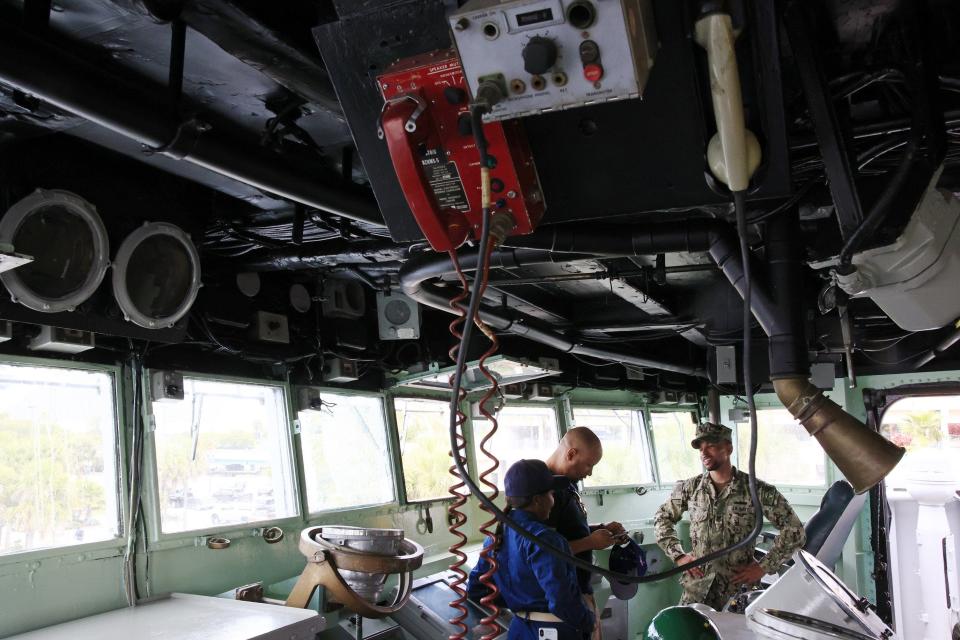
[583, 63, 604, 83]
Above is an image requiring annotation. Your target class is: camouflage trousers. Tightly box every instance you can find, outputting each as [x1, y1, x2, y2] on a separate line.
[678, 572, 737, 612]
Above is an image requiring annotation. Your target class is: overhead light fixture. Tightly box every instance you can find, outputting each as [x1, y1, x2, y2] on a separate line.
[0, 189, 109, 313]
[390, 355, 561, 393]
[112, 221, 201, 329]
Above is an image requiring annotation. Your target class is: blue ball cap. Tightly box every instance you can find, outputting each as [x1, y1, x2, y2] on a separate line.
[504, 459, 565, 498]
[609, 539, 648, 600]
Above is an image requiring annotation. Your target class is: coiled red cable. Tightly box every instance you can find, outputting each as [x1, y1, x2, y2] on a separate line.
[472, 241, 506, 639]
[445, 250, 472, 640]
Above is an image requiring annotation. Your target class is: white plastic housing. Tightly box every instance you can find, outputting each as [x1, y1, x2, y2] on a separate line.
[0, 189, 110, 313]
[745, 550, 895, 640]
[112, 222, 201, 329]
[836, 180, 960, 331]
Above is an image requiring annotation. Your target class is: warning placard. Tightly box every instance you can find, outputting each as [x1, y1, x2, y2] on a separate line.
[421, 148, 469, 211]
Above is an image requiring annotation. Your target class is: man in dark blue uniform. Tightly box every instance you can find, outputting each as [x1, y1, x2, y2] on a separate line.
[468, 459, 595, 640]
[545, 427, 626, 640]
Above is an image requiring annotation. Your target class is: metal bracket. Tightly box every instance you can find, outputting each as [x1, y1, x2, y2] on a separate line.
[142, 117, 212, 160]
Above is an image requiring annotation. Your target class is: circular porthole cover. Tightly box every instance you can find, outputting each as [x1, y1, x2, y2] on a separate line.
[0, 189, 111, 313]
[112, 221, 201, 329]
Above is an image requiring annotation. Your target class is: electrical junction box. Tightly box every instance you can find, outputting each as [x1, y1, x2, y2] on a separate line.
[655, 391, 679, 405]
[151, 370, 184, 401]
[715, 345, 737, 384]
[298, 387, 324, 412]
[252, 310, 290, 344]
[527, 382, 556, 400]
[502, 382, 526, 399]
[28, 325, 95, 353]
[809, 362, 836, 390]
[322, 358, 359, 383]
[449, 0, 657, 121]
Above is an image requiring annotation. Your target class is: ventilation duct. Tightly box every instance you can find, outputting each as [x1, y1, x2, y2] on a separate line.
[0, 189, 110, 313]
[112, 222, 201, 329]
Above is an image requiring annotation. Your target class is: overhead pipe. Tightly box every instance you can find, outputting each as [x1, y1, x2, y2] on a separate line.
[400, 248, 706, 377]
[462, 217, 905, 491]
[0, 25, 383, 227]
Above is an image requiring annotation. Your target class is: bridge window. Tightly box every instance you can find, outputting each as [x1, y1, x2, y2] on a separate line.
[394, 397, 453, 502]
[473, 404, 560, 489]
[151, 377, 298, 534]
[734, 408, 827, 486]
[299, 392, 395, 513]
[649, 411, 701, 483]
[0, 363, 119, 555]
[573, 407, 653, 487]
[879, 394, 960, 488]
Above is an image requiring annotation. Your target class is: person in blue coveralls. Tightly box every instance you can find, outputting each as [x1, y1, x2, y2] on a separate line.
[467, 459, 596, 640]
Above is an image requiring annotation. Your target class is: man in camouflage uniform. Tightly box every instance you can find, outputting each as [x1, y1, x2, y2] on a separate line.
[653, 422, 805, 610]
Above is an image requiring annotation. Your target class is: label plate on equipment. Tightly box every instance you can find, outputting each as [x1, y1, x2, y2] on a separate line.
[421, 149, 469, 211]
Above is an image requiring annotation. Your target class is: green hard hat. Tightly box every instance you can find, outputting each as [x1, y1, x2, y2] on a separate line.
[646, 606, 721, 640]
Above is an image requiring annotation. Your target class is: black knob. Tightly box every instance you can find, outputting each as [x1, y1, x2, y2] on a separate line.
[522, 36, 558, 75]
[443, 86, 467, 105]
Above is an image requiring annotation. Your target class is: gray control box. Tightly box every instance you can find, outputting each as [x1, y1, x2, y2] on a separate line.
[151, 370, 184, 401]
[377, 291, 421, 340]
[449, 0, 657, 121]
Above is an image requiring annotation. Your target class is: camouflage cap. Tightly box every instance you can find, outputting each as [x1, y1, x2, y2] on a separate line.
[690, 422, 733, 448]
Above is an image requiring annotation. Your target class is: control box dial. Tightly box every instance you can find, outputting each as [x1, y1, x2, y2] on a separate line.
[449, 0, 657, 121]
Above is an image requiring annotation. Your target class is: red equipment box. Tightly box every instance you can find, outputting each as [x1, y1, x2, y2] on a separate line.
[378, 49, 544, 252]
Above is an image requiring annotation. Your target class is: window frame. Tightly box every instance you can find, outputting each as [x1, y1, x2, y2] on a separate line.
[569, 403, 656, 490]
[646, 406, 702, 488]
[294, 386, 401, 517]
[469, 399, 563, 492]
[730, 404, 831, 490]
[389, 390, 466, 505]
[0, 355, 127, 565]
[142, 370, 302, 542]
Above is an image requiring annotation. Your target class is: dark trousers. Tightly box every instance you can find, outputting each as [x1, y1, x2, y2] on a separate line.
[508, 618, 587, 640]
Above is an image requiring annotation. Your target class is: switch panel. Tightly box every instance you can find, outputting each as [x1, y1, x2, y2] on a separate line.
[449, 0, 657, 121]
[252, 310, 290, 344]
[715, 345, 737, 384]
[151, 370, 184, 402]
